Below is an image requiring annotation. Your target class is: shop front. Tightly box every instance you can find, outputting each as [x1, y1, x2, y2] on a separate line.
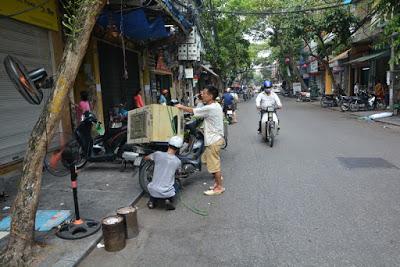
[97, 41, 140, 125]
[0, 1, 61, 166]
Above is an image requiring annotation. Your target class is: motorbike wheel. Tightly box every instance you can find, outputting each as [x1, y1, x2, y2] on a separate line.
[320, 98, 328, 108]
[268, 124, 274, 148]
[139, 160, 154, 193]
[74, 144, 88, 170]
[340, 103, 350, 112]
[350, 104, 359, 112]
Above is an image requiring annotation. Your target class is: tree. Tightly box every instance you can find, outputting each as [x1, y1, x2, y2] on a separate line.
[0, 0, 106, 265]
[199, 0, 255, 83]
[374, 0, 400, 63]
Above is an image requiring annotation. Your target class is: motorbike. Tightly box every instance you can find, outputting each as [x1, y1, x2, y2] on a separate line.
[340, 91, 377, 112]
[136, 117, 205, 193]
[297, 91, 311, 102]
[261, 106, 278, 147]
[224, 105, 234, 124]
[320, 93, 350, 108]
[74, 111, 128, 169]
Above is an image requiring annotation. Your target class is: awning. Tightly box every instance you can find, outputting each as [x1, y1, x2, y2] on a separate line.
[97, 9, 170, 41]
[154, 0, 192, 34]
[344, 50, 390, 65]
[201, 64, 219, 78]
[329, 49, 351, 63]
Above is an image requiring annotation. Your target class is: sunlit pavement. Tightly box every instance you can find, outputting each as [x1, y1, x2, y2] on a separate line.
[81, 98, 400, 266]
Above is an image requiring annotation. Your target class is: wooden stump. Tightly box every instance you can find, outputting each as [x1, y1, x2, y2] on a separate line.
[102, 215, 126, 252]
[117, 206, 139, 239]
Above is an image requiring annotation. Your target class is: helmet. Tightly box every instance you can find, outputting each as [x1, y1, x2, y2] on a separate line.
[263, 80, 272, 88]
[168, 136, 183, 148]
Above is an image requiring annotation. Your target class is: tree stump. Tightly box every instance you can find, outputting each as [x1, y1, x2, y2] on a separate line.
[102, 215, 126, 252]
[117, 206, 139, 239]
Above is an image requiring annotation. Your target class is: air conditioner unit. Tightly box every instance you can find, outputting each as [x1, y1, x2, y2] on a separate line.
[127, 104, 184, 144]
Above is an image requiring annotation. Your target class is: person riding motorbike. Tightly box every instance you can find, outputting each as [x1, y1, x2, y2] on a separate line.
[256, 80, 282, 133]
[222, 88, 235, 114]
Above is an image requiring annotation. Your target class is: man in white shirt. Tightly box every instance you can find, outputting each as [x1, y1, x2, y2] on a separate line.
[256, 81, 282, 133]
[176, 86, 225, 196]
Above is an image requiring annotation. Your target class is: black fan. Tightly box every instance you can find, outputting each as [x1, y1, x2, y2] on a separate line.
[3, 55, 53, 105]
[55, 140, 101, 240]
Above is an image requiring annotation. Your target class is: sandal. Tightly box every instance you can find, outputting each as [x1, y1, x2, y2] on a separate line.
[209, 177, 224, 190]
[204, 188, 225, 196]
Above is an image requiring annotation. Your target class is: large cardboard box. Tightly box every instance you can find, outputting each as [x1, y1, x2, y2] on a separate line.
[127, 104, 184, 144]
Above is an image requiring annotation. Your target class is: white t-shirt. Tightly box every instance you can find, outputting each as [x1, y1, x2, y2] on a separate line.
[256, 91, 282, 110]
[193, 102, 224, 146]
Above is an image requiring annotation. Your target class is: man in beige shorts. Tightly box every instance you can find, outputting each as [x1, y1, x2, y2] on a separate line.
[176, 86, 225, 195]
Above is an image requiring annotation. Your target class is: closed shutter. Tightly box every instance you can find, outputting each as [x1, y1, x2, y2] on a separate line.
[0, 18, 52, 165]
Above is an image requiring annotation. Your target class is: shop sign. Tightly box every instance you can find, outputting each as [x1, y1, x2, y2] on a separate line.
[0, 0, 59, 31]
[185, 68, 193, 79]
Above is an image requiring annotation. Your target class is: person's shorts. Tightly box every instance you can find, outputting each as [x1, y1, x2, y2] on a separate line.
[201, 139, 225, 173]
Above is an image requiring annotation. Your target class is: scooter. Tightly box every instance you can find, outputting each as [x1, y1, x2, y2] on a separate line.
[74, 111, 127, 169]
[261, 106, 278, 147]
[340, 91, 376, 112]
[224, 105, 234, 124]
[136, 117, 205, 193]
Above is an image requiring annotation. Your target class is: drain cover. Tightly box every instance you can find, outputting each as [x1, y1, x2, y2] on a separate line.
[337, 157, 398, 169]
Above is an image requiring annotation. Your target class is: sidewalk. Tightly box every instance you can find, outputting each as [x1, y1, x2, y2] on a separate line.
[308, 99, 400, 127]
[0, 162, 142, 266]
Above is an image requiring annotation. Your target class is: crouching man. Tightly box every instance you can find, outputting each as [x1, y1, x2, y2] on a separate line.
[144, 136, 183, 210]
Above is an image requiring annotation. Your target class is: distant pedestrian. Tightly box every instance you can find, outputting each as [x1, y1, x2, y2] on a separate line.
[159, 89, 168, 105]
[76, 90, 91, 122]
[374, 80, 384, 100]
[133, 89, 144, 109]
[354, 82, 360, 96]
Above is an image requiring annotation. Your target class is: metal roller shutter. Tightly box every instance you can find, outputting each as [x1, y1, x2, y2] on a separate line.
[0, 18, 53, 165]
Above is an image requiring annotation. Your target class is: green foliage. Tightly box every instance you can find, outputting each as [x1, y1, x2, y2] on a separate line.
[374, 0, 400, 63]
[61, 0, 96, 44]
[199, 0, 255, 83]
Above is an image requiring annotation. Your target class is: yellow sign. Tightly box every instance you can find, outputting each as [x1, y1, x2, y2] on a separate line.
[0, 0, 59, 31]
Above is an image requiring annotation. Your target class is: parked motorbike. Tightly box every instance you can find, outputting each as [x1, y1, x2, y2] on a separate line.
[136, 117, 205, 193]
[74, 111, 127, 169]
[261, 106, 278, 147]
[320, 93, 349, 108]
[340, 91, 377, 112]
[320, 94, 337, 107]
[297, 91, 311, 102]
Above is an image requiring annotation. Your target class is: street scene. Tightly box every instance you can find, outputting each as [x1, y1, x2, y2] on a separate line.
[0, 0, 400, 266]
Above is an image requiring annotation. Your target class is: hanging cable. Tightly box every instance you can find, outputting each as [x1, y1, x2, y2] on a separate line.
[120, 0, 129, 80]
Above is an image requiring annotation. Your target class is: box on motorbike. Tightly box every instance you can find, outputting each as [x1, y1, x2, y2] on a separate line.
[127, 104, 184, 144]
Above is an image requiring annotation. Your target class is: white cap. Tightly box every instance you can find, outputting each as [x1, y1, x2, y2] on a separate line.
[168, 136, 183, 148]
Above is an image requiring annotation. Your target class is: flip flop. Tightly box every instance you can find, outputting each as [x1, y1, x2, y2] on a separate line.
[209, 177, 224, 190]
[204, 188, 225, 196]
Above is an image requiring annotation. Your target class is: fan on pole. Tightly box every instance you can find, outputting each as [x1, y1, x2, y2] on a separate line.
[56, 140, 101, 239]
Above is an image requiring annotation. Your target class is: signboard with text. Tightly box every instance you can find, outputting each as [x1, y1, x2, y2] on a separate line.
[0, 0, 59, 31]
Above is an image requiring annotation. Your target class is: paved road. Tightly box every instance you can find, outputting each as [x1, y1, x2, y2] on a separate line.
[81, 98, 400, 266]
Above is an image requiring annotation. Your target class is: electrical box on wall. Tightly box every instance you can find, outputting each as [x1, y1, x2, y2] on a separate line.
[178, 44, 188, 61]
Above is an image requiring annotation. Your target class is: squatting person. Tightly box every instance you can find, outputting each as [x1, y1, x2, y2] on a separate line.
[144, 136, 183, 210]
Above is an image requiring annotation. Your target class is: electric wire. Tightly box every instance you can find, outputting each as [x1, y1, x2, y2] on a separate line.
[205, 1, 351, 17]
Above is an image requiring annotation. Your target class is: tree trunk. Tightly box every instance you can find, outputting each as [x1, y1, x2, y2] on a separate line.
[0, 0, 106, 265]
[289, 56, 308, 91]
[322, 59, 338, 92]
